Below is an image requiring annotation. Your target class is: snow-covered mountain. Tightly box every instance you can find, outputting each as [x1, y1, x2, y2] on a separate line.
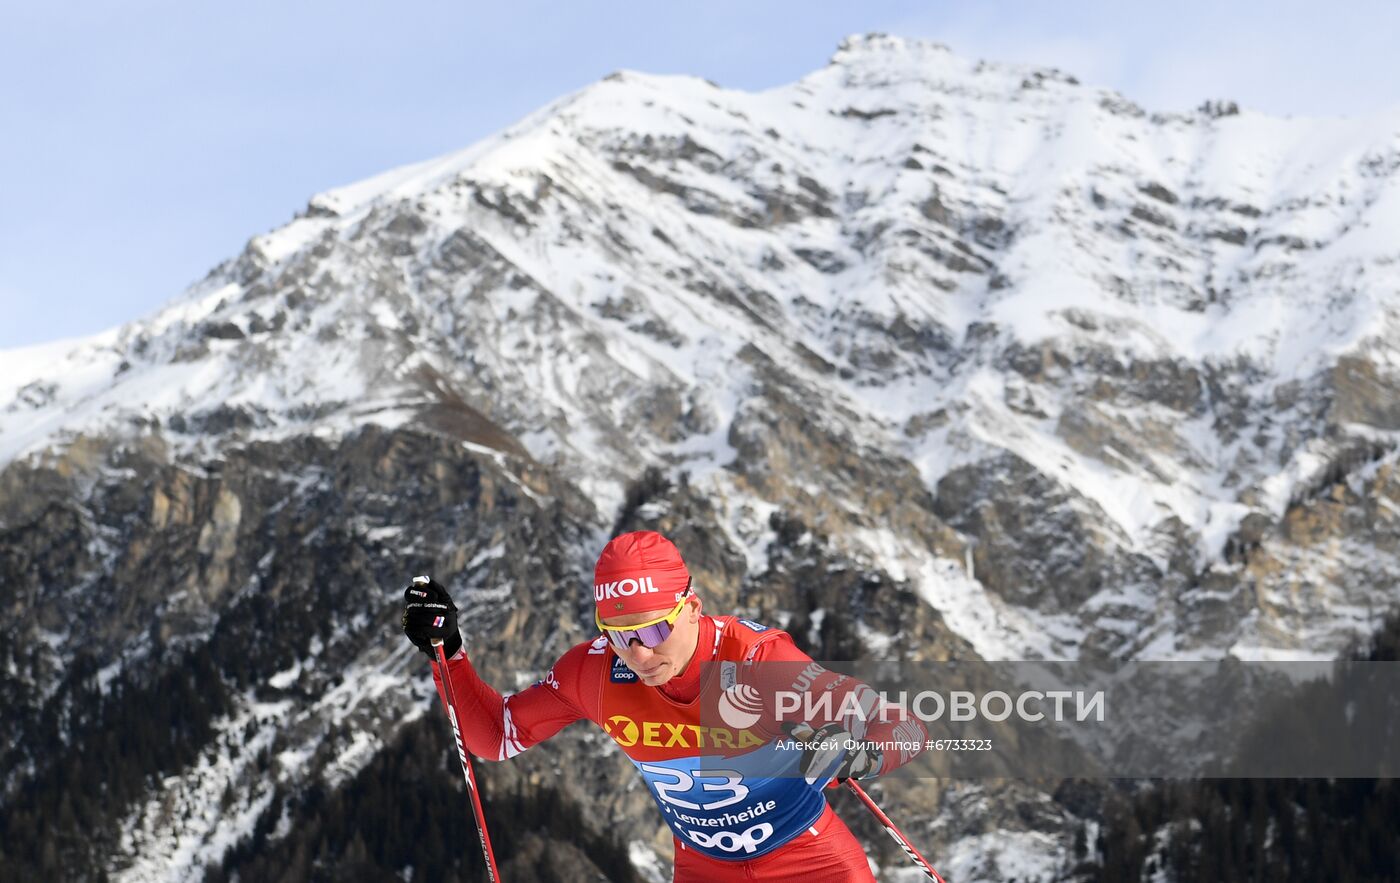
[4, 33, 1400, 881]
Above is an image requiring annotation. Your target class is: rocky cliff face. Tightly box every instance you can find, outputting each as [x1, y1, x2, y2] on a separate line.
[4, 33, 1400, 881]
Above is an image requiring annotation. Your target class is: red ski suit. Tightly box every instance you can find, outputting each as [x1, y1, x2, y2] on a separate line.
[432, 614, 927, 881]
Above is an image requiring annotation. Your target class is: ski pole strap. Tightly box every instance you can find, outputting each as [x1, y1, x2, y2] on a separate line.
[844, 779, 945, 882]
[435, 640, 503, 881]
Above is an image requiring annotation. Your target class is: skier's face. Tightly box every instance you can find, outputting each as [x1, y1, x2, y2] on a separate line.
[603, 595, 703, 687]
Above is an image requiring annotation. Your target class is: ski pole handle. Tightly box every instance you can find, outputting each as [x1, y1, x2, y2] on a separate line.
[434, 639, 503, 881]
[844, 779, 945, 882]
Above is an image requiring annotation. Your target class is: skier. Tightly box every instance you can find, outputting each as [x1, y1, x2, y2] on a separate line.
[402, 530, 928, 881]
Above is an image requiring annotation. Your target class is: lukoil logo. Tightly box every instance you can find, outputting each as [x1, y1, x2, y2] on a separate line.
[717, 683, 764, 729]
[594, 576, 662, 600]
[683, 822, 774, 854]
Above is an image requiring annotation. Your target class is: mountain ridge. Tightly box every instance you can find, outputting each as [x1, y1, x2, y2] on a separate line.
[6, 34, 1399, 660]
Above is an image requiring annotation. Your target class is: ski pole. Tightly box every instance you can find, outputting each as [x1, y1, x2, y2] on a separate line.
[434, 639, 502, 881]
[844, 779, 946, 882]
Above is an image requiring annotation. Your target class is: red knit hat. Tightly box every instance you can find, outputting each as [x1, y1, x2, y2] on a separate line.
[593, 530, 691, 618]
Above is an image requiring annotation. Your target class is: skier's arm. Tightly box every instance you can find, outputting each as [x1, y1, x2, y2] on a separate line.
[431, 641, 599, 761]
[750, 635, 928, 777]
[401, 576, 600, 762]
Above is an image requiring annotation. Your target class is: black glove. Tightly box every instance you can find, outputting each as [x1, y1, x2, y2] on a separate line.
[401, 576, 462, 661]
[785, 722, 883, 785]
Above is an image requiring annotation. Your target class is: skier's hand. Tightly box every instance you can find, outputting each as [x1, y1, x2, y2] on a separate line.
[785, 722, 883, 785]
[401, 576, 462, 662]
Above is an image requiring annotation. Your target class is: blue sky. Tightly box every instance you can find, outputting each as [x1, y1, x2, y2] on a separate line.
[4, 1, 1398, 348]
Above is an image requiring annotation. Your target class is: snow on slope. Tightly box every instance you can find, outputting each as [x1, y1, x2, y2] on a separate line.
[112, 643, 436, 882]
[6, 34, 1400, 663]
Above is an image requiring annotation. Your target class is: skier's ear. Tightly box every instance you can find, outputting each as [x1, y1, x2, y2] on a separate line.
[687, 594, 702, 621]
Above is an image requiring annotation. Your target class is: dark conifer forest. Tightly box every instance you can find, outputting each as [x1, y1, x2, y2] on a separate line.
[1082, 610, 1400, 883]
[206, 719, 643, 883]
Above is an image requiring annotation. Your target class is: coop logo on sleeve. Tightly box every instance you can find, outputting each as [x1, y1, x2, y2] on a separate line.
[610, 656, 639, 683]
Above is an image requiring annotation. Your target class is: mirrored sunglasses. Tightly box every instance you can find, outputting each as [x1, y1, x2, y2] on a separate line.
[596, 589, 691, 651]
